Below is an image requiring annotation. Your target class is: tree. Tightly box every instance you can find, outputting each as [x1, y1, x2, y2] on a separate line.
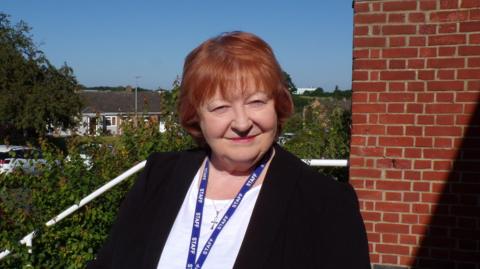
[282, 71, 297, 94]
[0, 13, 82, 141]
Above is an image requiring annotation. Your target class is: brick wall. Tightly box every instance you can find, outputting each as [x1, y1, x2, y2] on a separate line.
[350, 0, 480, 268]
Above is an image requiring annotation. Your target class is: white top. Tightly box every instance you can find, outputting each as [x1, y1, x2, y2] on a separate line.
[157, 164, 262, 269]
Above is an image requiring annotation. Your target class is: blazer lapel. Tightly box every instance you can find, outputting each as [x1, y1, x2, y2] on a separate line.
[142, 149, 206, 268]
[234, 145, 300, 269]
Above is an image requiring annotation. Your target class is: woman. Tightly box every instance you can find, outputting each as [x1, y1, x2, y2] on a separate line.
[88, 31, 370, 269]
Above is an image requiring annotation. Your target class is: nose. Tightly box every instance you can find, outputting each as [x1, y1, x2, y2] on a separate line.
[231, 106, 252, 135]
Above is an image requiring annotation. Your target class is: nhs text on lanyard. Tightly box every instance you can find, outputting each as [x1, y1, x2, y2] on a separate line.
[186, 154, 269, 269]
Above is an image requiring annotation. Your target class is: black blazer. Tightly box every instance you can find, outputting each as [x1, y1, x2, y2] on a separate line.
[87, 145, 371, 269]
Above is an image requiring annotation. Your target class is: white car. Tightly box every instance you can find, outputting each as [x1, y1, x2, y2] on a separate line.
[0, 145, 48, 175]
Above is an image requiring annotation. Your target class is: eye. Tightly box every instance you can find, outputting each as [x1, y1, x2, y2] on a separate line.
[248, 99, 266, 107]
[210, 105, 229, 113]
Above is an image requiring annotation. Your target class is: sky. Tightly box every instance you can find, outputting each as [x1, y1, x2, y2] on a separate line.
[2, 1, 354, 91]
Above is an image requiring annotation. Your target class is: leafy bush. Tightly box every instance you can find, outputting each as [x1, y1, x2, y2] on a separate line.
[0, 116, 193, 268]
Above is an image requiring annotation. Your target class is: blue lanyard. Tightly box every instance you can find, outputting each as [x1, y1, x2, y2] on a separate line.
[186, 153, 269, 269]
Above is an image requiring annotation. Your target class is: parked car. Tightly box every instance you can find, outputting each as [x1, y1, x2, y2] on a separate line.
[0, 145, 48, 175]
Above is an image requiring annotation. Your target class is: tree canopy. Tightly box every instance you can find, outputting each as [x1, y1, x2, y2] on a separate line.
[0, 13, 82, 141]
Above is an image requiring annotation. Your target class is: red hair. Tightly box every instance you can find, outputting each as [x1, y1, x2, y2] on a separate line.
[178, 31, 294, 142]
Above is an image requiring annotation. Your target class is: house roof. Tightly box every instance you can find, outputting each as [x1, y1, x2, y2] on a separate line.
[80, 91, 162, 114]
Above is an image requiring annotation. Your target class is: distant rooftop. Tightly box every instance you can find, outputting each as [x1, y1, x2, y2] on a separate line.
[80, 91, 161, 114]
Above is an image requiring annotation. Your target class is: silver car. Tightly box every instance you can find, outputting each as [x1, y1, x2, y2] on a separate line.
[0, 145, 47, 175]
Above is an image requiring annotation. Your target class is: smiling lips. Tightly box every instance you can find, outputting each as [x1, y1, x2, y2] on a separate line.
[229, 135, 258, 142]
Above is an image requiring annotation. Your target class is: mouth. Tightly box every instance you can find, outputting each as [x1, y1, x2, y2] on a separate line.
[229, 134, 258, 142]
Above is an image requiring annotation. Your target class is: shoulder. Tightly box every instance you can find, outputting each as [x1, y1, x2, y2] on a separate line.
[273, 144, 357, 210]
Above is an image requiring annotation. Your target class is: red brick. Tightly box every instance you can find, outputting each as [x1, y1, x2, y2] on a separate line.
[404, 192, 420, 202]
[383, 1, 417, 11]
[458, 69, 480, 79]
[385, 148, 403, 157]
[462, 0, 480, 8]
[405, 148, 422, 158]
[380, 71, 416, 80]
[407, 104, 423, 113]
[456, 91, 480, 102]
[351, 146, 385, 157]
[412, 204, 430, 214]
[409, 36, 426, 46]
[407, 82, 424, 91]
[434, 137, 453, 147]
[387, 104, 405, 113]
[376, 202, 410, 213]
[355, 14, 387, 24]
[419, 25, 437, 34]
[440, 0, 458, 9]
[424, 149, 457, 159]
[387, 126, 404, 135]
[427, 58, 464, 68]
[353, 104, 386, 113]
[423, 171, 451, 181]
[407, 59, 425, 69]
[420, 0, 437, 10]
[383, 48, 418, 58]
[426, 104, 463, 113]
[389, 59, 406, 69]
[389, 37, 406, 48]
[383, 25, 417, 35]
[350, 168, 382, 178]
[406, 126, 422, 136]
[426, 126, 462, 136]
[430, 11, 469, 22]
[389, 82, 405, 91]
[438, 46, 456, 56]
[379, 93, 415, 102]
[409, 13, 426, 22]
[385, 192, 402, 201]
[414, 160, 432, 169]
[353, 49, 369, 59]
[352, 70, 369, 81]
[437, 70, 455, 80]
[377, 180, 411, 191]
[386, 170, 402, 179]
[427, 81, 465, 91]
[460, 22, 480, 32]
[417, 114, 434, 124]
[435, 92, 454, 102]
[400, 235, 418, 245]
[354, 26, 369, 36]
[439, 23, 457, 33]
[388, 13, 405, 23]
[471, 9, 480, 20]
[352, 92, 368, 102]
[379, 137, 414, 147]
[375, 223, 410, 235]
[354, 59, 387, 70]
[351, 125, 386, 136]
[459, 46, 480, 55]
[402, 214, 419, 224]
[428, 34, 466, 45]
[414, 182, 430, 192]
[467, 57, 480, 67]
[354, 2, 369, 12]
[354, 37, 387, 48]
[419, 48, 437, 57]
[380, 114, 415, 124]
[369, 71, 380, 81]
[418, 70, 435, 80]
[415, 137, 432, 147]
[352, 82, 387, 92]
[356, 190, 383, 200]
[361, 212, 381, 222]
[436, 115, 455, 125]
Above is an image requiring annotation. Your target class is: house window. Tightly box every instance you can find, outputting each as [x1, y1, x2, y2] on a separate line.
[105, 116, 116, 126]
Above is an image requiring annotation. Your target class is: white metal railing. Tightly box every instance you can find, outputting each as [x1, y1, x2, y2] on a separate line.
[0, 158, 347, 261]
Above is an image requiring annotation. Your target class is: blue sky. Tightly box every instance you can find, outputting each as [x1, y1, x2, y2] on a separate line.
[2, 1, 353, 91]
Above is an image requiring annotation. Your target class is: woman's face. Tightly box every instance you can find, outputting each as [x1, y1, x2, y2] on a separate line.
[197, 84, 278, 171]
